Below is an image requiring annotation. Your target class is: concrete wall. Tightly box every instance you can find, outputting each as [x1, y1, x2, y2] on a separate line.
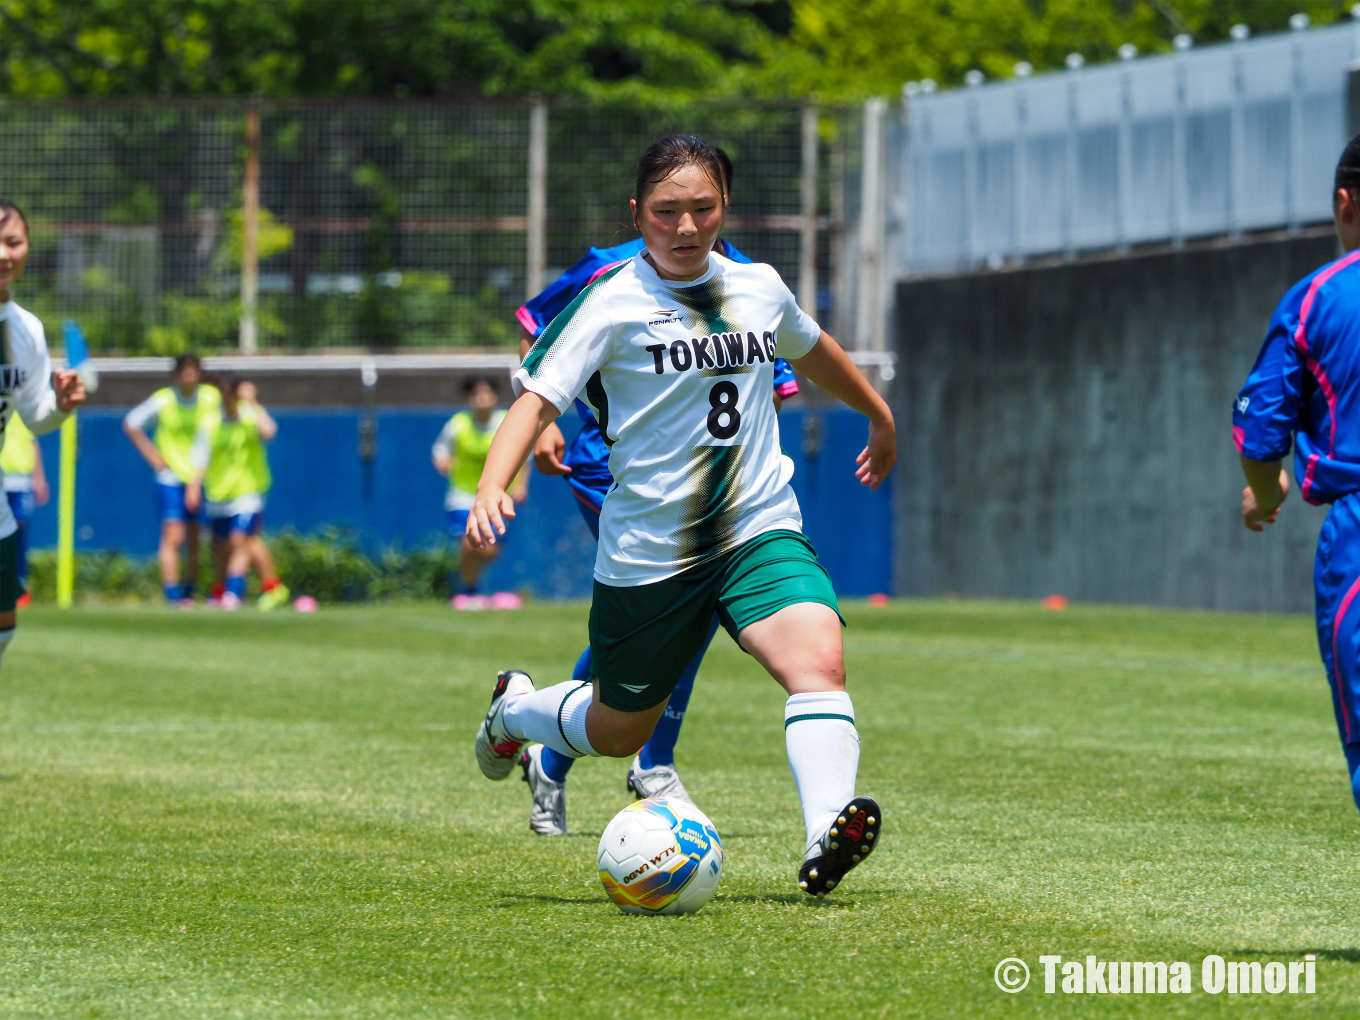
[893, 231, 1339, 613]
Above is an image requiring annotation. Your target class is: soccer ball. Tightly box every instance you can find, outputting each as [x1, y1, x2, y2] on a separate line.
[597, 798, 723, 915]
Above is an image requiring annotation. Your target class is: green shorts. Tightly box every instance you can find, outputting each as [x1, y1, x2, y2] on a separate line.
[0, 532, 18, 612]
[588, 529, 842, 712]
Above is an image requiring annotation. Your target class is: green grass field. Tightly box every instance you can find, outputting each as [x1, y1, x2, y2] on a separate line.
[0, 600, 1357, 1018]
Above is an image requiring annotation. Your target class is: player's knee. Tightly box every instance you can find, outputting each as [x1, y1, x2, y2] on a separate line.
[590, 723, 652, 758]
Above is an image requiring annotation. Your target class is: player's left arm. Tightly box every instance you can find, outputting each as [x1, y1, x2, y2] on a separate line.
[184, 427, 211, 513]
[789, 331, 896, 490]
[30, 436, 47, 506]
[239, 382, 277, 442]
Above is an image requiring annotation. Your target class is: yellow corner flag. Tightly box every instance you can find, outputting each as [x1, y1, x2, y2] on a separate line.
[56, 413, 76, 609]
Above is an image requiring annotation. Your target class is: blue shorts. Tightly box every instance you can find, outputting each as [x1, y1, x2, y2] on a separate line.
[564, 418, 613, 541]
[1315, 493, 1360, 747]
[210, 512, 263, 539]
[447, 508, 470, 538]
[158, 482, 204, 524]
[6, 490, 34, 526]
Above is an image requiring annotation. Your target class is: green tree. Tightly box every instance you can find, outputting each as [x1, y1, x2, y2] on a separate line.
[0, 0, 783, 102]
[767, 0, 1355, 99]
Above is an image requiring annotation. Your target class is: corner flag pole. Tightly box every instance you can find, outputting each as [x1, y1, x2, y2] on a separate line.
[56, 321, 96, 610]
[56, 415, 75, 608]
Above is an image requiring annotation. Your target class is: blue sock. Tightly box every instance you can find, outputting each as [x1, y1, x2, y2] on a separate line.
[183, 582, 195, 600]
[540, 647, 596, 783]
[226, 575, 246, 599]
[163, 583, 183, 602]
[638, 614, 720, 770]
[1345, 743, 1360, 813]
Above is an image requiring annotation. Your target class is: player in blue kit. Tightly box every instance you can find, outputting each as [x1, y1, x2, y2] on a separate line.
[512, 150, 801, 835]
[1235, 133, 1360, 815]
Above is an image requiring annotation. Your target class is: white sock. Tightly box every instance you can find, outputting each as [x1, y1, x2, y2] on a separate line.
[502, 680, 600, 758]
[785, 691, 860, 849]
[0, 627, 14, 670]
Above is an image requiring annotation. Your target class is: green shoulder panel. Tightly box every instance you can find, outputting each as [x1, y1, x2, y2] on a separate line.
[521, 261, 628, 378]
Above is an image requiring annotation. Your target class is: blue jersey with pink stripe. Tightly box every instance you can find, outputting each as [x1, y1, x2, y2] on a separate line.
[1235, 250, 1360, 505]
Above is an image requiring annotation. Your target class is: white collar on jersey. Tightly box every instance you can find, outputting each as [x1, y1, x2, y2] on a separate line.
[633, 249, 722, 289]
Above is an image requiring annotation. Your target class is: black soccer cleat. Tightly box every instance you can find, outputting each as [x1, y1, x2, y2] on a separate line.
[798, 796, 881, 899]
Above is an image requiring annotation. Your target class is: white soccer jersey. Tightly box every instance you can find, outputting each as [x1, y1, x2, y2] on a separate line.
[514, 251, 822, 586]
[0, 301, 66, 539]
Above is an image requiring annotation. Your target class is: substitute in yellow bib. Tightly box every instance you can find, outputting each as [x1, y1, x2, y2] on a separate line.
[0, 399, 48, 604]
[123, 353, 221, 604]
[186, 376, 289, 612]
[432, 376, 526, 609]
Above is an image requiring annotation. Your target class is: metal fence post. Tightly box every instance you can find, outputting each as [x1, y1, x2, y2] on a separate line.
[1063, 60, 1080, 259]
[856, 97, 886, 352]
[965, 92, 979, 268]
[1117, 67, 1132, 252]
[1288, 32, 1305, 233]
[1013, 77, 1027, 263]
[1229, 36, 1245, 238]
[1172, 56, 1187, 247]
[799, 104, 819, 316]
[239, 103, 260, 354]
[526, 98, 548, 301]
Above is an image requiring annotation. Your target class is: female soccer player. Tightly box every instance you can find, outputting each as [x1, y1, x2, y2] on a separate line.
[123, 353, 221, 604]
[0, 199, 86, 658]
[472, 135, 895, 898]
[0, 413, 48, 604]
[513, 148, 799, 835]
[185, 377, 289, 611]
[432, 376, 526, 610]
[1236, 132, 1360, 817]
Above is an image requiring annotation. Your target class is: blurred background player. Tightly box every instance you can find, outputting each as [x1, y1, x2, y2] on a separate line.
[0, 198, 85, 667]
[185, 376, 289, 611]
[123, 353, 220, 605]
[1236, 133, 1360, 821]
[0, 413, 47, 607]
[432, 376, 526, 610]
[511, 147, 799, 835]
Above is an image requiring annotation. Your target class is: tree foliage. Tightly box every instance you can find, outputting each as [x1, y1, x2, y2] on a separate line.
[0, 0, 1353, 102]
[768, 0, 1356, 98]
[0, 0, 780, 101]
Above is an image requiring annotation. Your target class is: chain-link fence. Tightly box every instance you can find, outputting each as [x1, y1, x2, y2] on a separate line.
[0, 99, 861, 354]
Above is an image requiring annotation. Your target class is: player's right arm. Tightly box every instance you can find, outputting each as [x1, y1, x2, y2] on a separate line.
[521, 331, 570, 476]
[123, 393, 168, 473]
[1234, 291, 1304, 532]
[472, 285, 616, 546]
[467, 392, 559, 547]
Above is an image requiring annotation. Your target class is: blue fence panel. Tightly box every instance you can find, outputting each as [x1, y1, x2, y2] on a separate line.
[26, 406, 893, 599]
[902, 21, 1359, 274]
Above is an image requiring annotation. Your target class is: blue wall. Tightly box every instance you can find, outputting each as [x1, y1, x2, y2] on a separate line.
[28, 407, 892, 598]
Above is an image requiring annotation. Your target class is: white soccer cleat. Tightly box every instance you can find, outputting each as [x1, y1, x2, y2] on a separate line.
[519, 744, 567, 836]
[474, 669, 534, 780]
[625, 755, 694, 805]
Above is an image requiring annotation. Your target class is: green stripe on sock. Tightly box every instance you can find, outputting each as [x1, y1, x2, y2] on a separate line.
[784, 712, 855, 729]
